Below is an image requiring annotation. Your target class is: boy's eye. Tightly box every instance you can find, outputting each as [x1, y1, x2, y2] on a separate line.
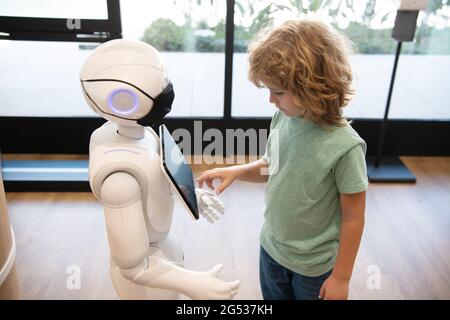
[274, 92, 284, 95]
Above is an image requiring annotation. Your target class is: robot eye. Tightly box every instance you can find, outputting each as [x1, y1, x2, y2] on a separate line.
[107, 88, 138, 115]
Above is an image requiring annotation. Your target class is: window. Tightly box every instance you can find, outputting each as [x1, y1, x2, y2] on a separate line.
[390, 1, 450, 119]
[0, 0, 108, 19]
[1, 0, 449, 159]
[120, 0, 227, 117]
[0, 0, 120, 42]
[0, 0, 227, 118]
[230, 0, 449, 119]
[0, 0, 122, 117]
[0, 40, 98, 117]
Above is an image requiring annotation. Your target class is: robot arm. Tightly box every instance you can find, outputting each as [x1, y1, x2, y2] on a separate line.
[100, 172, 240, 299]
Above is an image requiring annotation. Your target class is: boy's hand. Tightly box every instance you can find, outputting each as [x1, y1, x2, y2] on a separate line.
[318, 274, 349, 300]
[196, 166, 242, 195]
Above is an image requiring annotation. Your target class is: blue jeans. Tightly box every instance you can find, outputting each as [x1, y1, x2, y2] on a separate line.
[259, 246, 332, 300]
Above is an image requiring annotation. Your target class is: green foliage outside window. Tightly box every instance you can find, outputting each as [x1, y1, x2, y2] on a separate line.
[140, 0, 450, 54]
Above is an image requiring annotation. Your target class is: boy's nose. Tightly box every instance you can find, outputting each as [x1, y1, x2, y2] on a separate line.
[269, 92, 277, 104]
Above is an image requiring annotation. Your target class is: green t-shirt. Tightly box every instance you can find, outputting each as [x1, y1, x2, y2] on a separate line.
[260, 110, 368, 277]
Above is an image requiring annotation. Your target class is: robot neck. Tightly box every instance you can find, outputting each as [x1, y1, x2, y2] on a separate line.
[117, 124, 145, 139]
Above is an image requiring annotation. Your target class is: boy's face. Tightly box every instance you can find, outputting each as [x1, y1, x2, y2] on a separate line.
[267, 86, 304, 117]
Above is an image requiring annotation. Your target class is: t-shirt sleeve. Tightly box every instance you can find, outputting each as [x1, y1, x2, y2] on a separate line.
[261, 111, 281, 164]
[262, 135, 271, 164]
[334, 143, 368, 194]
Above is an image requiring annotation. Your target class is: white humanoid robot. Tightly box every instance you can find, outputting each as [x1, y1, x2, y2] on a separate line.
[80, 39, 240, 300]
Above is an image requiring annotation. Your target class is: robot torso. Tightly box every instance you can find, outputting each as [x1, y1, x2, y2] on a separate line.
[88, 121, 174, 242]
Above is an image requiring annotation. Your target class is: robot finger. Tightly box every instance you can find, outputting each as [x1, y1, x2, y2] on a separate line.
[200, 209, 215, 223]
[201, 194, 214, 207]
[207, 207, 220, 220]
[212, 206, 222, 218]
[229, 280, 241, 298]
[202, 188, 216, 197]
[207, 213, 216, 223]
[214, 264, 224, 272]
[231, 280, 241, 290]
[208, 264, 223, 277]
[212, 198, 225, 213]
[209, 199, 224, 214]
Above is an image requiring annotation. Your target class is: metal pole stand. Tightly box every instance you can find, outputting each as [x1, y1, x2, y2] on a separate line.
[367, 10, 419, 183]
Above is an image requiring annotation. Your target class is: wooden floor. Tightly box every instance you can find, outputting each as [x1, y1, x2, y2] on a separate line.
[3, 156, 450, 300]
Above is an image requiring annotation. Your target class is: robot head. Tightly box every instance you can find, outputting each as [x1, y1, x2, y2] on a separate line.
[80, 39, 174, 127]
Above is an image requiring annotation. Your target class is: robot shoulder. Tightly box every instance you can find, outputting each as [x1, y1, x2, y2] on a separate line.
[88, 143, 165, 202]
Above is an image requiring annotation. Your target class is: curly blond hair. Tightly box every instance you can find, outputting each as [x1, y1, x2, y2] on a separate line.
[248, 19, 354, 127]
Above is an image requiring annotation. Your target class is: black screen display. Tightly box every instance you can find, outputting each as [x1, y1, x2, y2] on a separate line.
[160, 124, 199, 220]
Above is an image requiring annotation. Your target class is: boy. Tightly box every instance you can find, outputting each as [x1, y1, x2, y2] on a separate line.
[197, 20, 367, 300]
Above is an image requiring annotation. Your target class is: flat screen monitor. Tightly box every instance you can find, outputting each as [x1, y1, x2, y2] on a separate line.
[159, 124, 199, 220]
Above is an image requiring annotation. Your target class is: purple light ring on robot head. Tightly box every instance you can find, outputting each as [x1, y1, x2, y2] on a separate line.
[107, 88, 139, 116]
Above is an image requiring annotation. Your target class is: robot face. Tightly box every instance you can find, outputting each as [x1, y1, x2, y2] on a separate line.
[81, 78, 174, 127]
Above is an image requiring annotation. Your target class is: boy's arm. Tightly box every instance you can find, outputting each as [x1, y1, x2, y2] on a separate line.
[236, 158, 269, 183]
[319, 191, 366, 300]
[197, 158, 269, 195]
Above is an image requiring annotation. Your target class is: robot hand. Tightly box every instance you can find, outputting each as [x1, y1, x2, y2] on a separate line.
[184, 263, 241, 300]
[196, 188, 225, 223]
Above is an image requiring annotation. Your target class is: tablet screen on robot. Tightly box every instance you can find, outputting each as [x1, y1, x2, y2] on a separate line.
[159, 124, 199, 220]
